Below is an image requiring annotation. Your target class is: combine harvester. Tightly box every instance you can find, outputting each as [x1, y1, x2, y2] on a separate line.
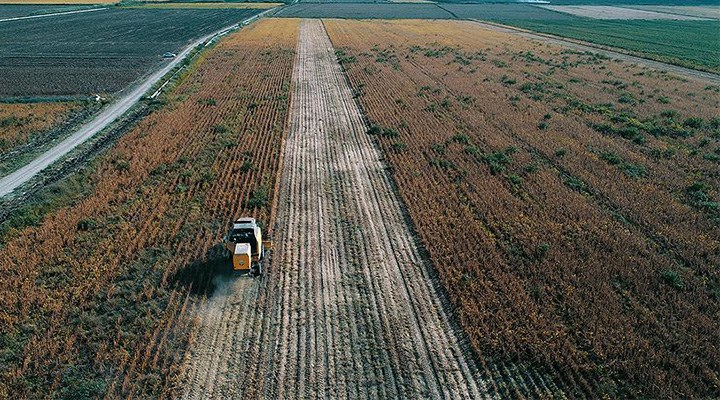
[224, 217, 272, 277]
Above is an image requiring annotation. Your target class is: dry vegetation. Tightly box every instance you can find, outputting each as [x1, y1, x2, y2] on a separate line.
[181, 20, 492, 399]
[0, 18, 296, 398]
[325, 18, 720, 398]
[0, 102, 83, 155]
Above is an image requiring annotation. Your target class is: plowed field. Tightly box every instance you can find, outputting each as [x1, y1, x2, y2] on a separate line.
[0, 8, 264, 96]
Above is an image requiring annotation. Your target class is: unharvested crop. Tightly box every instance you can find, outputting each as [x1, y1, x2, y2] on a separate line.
[497, 18, 720, 72]
[0, 18, 296, 398]
[0, 101, 82, 155]
[326, 19, 719, 398]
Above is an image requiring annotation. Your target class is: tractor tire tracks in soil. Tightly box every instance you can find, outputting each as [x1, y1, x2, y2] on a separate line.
[179, 19, 490, 399]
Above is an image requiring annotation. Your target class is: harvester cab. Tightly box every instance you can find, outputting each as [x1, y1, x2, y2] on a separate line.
[224, 217, 272, 276]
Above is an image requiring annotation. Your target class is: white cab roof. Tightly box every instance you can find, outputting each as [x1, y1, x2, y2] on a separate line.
[234, 243, 251, 254]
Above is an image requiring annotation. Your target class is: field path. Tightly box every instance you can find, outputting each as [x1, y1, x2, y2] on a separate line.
[466, 19, 720, 84]
[179, 19, 488, 399]
[0, 7, 107, 23]
[0, 9, 275, 198]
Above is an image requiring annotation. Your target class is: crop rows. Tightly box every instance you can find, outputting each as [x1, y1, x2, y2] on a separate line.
[0, 4, 94, 19]
[502, 18, 720, 73]
[0, 19, 296, 398]
[0, 8, 263, 96]
[439, 4, 576, 20]
[275, 3, 454, 19]
[325, 19, 719, 398]
[182, 19, 497, 400]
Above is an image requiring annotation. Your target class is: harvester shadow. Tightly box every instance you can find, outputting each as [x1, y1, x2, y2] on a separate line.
[173, 243, 236, 298]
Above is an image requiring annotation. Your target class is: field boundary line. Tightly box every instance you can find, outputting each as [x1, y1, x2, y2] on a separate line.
[434, 3, 459, 19]
[0, 7, 107, 23]
[0, 7, 279, 199]
[467, 19, 720, 84]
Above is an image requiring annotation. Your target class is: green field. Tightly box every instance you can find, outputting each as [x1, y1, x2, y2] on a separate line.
[124, 2, 282, 9]
[542, 0, 717, 4]
[499, 18, 720, 73]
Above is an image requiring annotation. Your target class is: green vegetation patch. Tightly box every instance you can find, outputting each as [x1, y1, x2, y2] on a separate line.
[497, 18, 720, 73]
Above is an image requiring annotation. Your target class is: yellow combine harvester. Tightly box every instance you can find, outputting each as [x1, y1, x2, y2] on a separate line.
[224, 217, 272, 276]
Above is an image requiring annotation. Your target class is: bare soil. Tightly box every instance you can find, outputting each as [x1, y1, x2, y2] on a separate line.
[626, 5, 720, 20]
[540, 5, 708, 20]
[179, 19, 499, 399]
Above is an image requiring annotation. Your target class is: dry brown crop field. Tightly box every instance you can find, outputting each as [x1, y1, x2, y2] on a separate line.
[0, 18, 296, 399]
[325, 18, 720, 398]
[0, 102, 83, 156]
[180, 19, 501, 400]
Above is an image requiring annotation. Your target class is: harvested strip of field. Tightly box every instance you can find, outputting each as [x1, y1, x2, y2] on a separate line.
[0, 18, 295, 398]
[0, 8, 263, 96]
[325, 18, 720, 398]
[540, 5, 709, 20]
[180, 18, 502, 399]
[275, 3, 454, 19]
[625, 5, 720, 20]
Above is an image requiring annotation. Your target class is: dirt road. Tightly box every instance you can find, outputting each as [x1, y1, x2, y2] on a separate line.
[0, 9, 275, 199]
[0, 7, 107, 23]
[180, 19, 489, 399]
